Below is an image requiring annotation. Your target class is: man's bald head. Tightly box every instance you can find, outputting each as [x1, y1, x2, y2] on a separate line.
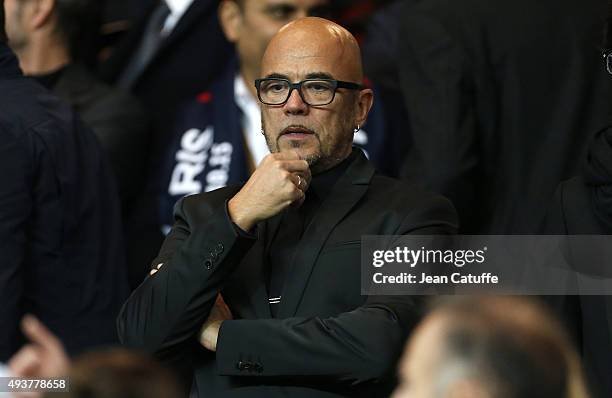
[262, 17, 363, 83]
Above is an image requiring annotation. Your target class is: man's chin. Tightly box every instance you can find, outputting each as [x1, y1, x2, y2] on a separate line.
[278, 143, 318, 161]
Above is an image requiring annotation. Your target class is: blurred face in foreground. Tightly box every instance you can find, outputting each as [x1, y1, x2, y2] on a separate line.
[392, 314, 491, 398]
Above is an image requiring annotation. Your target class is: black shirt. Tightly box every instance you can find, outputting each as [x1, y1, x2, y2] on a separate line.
[32, 66, 67, 90]
[266, 150, 358, 316]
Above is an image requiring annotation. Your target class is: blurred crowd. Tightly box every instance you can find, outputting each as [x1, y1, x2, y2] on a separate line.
[1, 0, 612, 397]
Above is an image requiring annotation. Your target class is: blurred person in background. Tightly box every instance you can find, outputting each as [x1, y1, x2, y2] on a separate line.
[4, 0, 149, 219]
[397, 0, 612, 234]
[392, 296, 589, 398]
[330, 0, 396, 42]
[360, 0, 414, 179]
[99, 0, 234, 283]
[0, 0, 128, 361]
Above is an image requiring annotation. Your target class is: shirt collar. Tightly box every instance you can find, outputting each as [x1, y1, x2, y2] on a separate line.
[234, 73, 258, 110]
[161, 0, 193, 34]
[163, 0, 192, 16]
[309, 148, 358, 202]
[0, 43, 23, 80]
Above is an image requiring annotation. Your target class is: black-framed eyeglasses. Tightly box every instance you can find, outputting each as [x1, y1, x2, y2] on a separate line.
[254, 78, 364, 106]
[604, 49, 612, 75]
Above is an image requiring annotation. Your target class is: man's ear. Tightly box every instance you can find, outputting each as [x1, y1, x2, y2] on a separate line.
[354, 88, 374, 129]
[30, 0, 55, 30]
[218, 0, 243, 43]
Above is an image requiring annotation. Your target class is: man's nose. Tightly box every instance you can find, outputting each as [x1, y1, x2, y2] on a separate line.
[284, 88, 309, 115]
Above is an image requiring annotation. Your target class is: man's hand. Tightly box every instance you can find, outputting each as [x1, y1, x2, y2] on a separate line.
[228, 151, 311, 231]
[199, 295, 233, 352]
[8, 315, 71, 378]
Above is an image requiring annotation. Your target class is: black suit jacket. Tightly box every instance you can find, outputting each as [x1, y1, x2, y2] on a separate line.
[118, 151, 458, 397]
[398, 0, 612, 233]
[0, 44, 129, 360]
[53, 64, 149, 219]
[544, 124, 612, 398]
[545, 177, 612, 398]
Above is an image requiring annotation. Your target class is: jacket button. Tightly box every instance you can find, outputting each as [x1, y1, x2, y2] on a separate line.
[237, 361, 252, 371]
[216, 243, 224, 253]
[210, 251, 218, 260]
[204, 260, 212, 270]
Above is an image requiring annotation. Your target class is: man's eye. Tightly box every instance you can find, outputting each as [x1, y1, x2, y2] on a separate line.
[267, 83, 286, 92]
[267, 5, 295, 20]
[307, 83, 332, 92]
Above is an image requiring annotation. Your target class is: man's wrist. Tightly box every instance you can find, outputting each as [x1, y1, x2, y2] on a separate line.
[228, 197, 256, 232]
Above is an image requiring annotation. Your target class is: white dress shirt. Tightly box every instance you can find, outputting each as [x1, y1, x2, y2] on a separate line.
[234, 74, 270, 167]
[162, 0, 194, 35]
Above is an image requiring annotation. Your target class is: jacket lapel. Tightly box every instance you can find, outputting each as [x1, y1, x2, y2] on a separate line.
[278, 150, 374, 318]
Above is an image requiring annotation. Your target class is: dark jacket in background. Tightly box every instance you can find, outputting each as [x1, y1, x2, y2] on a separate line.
[361, 0, 416, 178]
[0, 44, 129, 360]
[99, 0, 234, 277]
[544, 127, 612, 398]
[99, 0, 232, 151]
[398, 0, 612, 233]
[51, 64, 149, 217]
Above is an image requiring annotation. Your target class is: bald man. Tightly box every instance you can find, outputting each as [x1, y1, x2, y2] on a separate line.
[118, 18, 457, 398]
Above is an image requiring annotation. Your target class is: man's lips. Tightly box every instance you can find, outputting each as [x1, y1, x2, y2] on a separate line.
[280, 127, 315, 139]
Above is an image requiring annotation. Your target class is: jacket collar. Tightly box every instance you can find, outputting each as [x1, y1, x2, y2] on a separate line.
[0, 42, 23, 80]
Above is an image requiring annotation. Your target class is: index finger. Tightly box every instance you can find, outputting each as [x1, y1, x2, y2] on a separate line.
[21, 315, 63, 351]
[279, 159, 310, 172]
[272, 150, 301, 161]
